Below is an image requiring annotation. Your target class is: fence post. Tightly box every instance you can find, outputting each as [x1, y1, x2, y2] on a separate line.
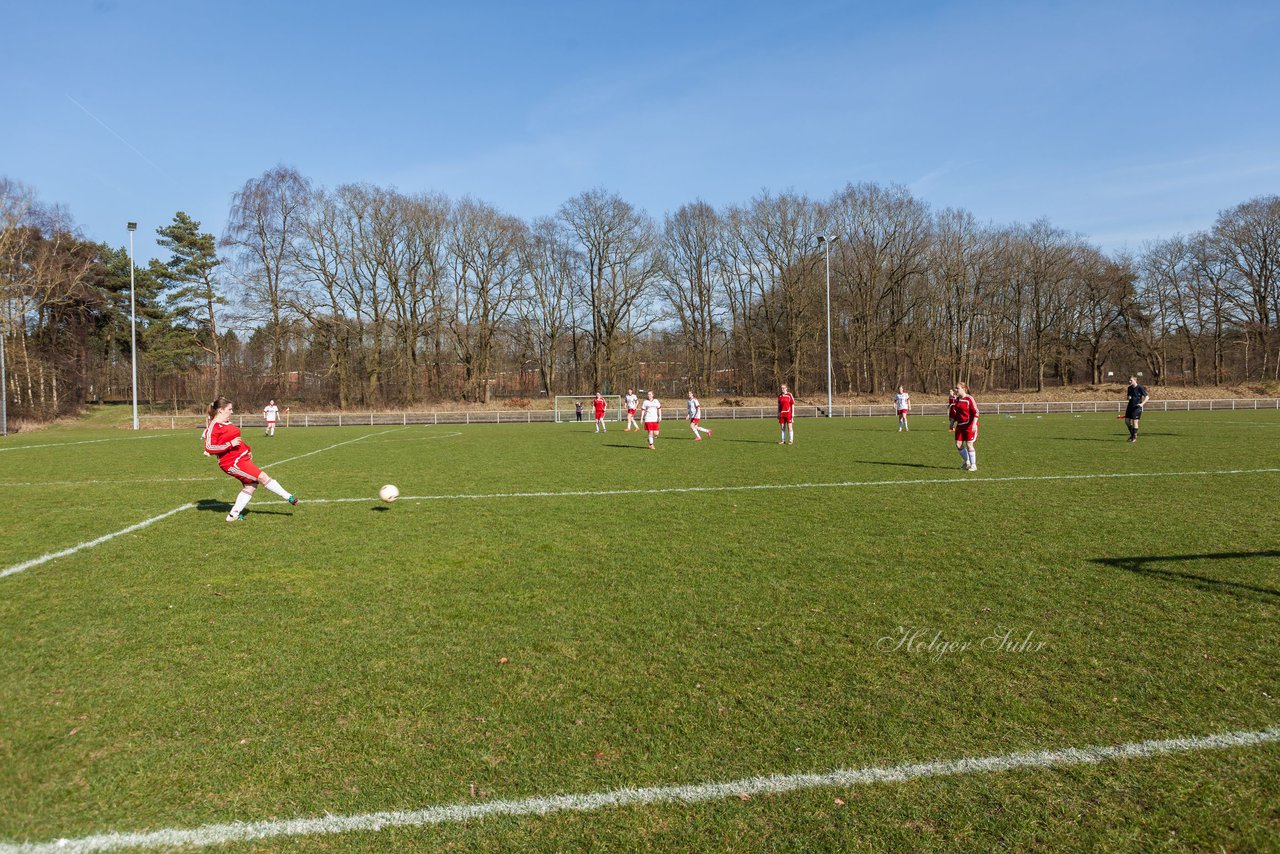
[339, 413, 343, 427]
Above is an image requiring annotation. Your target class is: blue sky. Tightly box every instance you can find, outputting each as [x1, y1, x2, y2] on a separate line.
[6, 0, 1279, 263]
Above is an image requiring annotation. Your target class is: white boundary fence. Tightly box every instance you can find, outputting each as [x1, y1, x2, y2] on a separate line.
[139, 398, 1280, 430]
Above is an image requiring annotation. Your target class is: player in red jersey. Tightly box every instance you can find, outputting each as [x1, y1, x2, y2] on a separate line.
[949, 382, 980, 471]
[777, 383, 796, 444]
[203, 397, 299, 522]
[592, 392, 608, 433]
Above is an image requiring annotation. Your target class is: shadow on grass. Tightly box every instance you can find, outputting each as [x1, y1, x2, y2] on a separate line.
[853, 459, 951, 469]
[194, 499, 292, 517]
[1090, 551, 1280, 603]
[603, 443, 649, 451]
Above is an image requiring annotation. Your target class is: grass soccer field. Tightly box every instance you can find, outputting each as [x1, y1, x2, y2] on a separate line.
[2, 410, 1278, 852]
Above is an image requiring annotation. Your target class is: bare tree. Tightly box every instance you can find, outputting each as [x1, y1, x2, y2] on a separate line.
[558, 189, 660, 392]
[446, 198, 524, 402]
[222, 166, 312, 392]
[661, 200, 729, 392]
[1211, 195, 1280, 378]
[517, 216, 578, 396]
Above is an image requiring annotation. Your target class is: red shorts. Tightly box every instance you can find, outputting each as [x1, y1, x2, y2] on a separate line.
[627, 408, 636, 416]
[955, 422, 979, 442]
[644, 422, 659, 432]
[896, 409, 908, 416]
[221, 450, 263, 485]
[779, 414, 793, 424]
[690, 418, 700, 426]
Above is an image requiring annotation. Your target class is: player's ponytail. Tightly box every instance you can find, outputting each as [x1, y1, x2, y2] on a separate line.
[208, 397, 232, 420]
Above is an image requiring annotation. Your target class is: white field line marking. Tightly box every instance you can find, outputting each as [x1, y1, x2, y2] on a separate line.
[0, 504, 195, 579]
[5, 725, 1277, 853]
[360, 430, 463, 443]
[0, 434, 165, 452]
[260, 426, 410, 467]
[1, 428, 410, 579]
[254, 467, 1280, 507]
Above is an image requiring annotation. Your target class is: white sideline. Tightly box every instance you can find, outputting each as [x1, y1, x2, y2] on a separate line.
[254, 467, 1280, 506]
[4, 725, 1277, 853]
[0, 504, 195, 579]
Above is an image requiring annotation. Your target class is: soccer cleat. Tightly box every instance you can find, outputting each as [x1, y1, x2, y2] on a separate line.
[969, 465, 978, 472]
[225, 512, 245, 522]
[288, 495, 299, 505]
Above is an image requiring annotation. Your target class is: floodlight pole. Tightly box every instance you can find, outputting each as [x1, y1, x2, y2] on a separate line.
[0, 315, 7, 436]
[128, 222, 139, 431]
[818, 235, 835, 417]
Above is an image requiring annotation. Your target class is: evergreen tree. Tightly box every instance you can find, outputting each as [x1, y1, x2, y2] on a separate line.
[150, 212, 226, 396]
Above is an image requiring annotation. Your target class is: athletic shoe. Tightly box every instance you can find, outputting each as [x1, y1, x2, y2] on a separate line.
[288, 495, 299, 506]
[969, 465, 978, 472]
[225, 513, 244, 522]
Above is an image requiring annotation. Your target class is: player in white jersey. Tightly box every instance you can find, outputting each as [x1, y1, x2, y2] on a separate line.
[263, 399, 280, 436]
[639, 391, 662, 450]
[893, 386, 910, 432]
[686, 391, 712, 441]
[624, 389, 639, 432]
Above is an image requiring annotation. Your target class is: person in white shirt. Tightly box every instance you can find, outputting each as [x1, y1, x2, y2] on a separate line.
[624, 389, 639, 432]
[639, 391, 662, 450]
[686, 391, 712, 441]
[263, 399, 280, 436]
[893, 386, 911, 432]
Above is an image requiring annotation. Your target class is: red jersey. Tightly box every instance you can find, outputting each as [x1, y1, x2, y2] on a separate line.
[204, 421, 250, 466]
[949, 396, 979, 427]
[778, 392, 795, 420]
[593, 398, 607, 419]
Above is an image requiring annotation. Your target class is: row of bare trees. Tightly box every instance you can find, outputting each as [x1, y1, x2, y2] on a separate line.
[4, 166, 1279, 422]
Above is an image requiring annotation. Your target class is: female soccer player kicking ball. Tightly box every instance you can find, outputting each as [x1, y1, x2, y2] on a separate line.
[204, 397, 299, 522]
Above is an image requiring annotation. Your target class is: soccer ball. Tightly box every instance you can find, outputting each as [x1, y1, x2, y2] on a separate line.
[379, 484, 400, 503]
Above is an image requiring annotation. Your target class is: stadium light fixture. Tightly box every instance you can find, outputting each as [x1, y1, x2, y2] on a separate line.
[127, 222, 139, 431]
[0, 309, 7, 436]
[817, 235, 836, 417]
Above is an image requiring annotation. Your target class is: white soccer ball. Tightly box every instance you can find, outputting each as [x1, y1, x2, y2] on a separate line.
[379, 484, 400, 503]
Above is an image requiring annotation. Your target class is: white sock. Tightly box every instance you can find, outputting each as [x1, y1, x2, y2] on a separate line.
[229, 489, 253, 518]
[968, 449, 976, 467]
[263, 479, 292, 500]
[960, 447, 970, 465]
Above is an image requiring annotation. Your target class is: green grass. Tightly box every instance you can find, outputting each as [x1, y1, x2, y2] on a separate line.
[1, 411, 1278, 851]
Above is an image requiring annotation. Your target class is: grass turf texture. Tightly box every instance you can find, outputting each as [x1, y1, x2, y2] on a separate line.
[1, 411, 1278, 851]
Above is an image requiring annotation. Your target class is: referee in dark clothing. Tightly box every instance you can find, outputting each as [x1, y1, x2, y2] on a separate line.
[1124, 376, 1149, 442]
